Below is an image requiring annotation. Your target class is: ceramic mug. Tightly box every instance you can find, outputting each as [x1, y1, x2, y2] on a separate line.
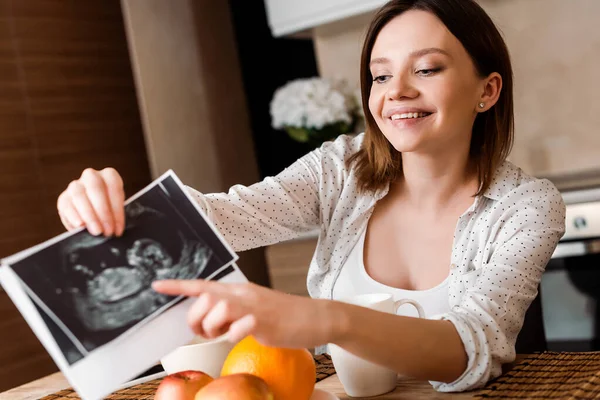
[328, 293, 425, 397]
[160, 334, 236, 378]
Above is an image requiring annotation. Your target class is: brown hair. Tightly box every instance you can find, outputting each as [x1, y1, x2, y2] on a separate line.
[349, 0, 514, 196]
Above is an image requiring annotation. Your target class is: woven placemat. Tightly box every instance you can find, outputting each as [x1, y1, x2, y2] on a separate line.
[476, 351, 600, 399]
[41, 354, 336, 399]
[314, 353, 336, 382]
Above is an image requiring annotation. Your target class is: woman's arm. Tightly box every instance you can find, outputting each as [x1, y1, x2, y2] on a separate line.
[187, 134, 360, 252]
[187, 151, 321, 252]
[428, 179, 566, 392]
[151, 278, 467, 383]
[329, 302, 468, 383]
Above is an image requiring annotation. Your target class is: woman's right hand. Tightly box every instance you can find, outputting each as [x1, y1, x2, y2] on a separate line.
[57, 168, 126, 237]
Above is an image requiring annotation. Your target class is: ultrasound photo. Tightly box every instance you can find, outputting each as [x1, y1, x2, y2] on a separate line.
[8, 174, 236, 363]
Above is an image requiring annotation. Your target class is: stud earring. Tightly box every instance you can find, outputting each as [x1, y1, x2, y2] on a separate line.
[478, 102, 485, 109]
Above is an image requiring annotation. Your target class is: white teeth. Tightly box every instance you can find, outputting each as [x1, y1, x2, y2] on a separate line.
[390, 112, 429, 120]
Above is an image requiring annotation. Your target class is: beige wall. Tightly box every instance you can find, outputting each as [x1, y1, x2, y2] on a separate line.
[313, 12, 374, 89]
[121, 0, 270, 286]
[313, 0, 600, 181]
[121, 0, 260, 192]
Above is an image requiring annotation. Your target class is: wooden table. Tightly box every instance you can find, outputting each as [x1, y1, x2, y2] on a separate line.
[0, 371, 478, 400]
[0, 372, 67, 400]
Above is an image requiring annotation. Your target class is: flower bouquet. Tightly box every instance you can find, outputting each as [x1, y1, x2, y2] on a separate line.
[269, 77, 362, 147]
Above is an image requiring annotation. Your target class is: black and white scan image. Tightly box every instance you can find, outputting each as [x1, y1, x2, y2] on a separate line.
[9, 174, 236, 364]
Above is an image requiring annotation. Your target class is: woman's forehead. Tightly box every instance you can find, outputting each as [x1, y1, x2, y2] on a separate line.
[371, 10, 461, 60]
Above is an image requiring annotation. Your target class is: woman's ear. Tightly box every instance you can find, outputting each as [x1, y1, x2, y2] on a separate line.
[476, 72, 502, 112]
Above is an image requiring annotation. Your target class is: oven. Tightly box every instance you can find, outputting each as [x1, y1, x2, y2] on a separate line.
[541, 187, 600, 351]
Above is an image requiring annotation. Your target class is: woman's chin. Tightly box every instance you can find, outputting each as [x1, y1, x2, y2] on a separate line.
[387, 139, 423, 154]
[380, 130, 425, 152]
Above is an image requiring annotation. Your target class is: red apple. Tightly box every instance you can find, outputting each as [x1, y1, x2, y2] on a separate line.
[194, 373, 274, 400]
[155, 370, 213, 400]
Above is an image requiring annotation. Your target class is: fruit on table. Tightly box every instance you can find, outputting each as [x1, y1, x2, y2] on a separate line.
[154, 370, 213, 400]
[221, 336, 316, 400]
[194, 373, 274, 400]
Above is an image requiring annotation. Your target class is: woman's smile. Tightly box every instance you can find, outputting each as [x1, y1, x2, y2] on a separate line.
[388, 111, 434, 129]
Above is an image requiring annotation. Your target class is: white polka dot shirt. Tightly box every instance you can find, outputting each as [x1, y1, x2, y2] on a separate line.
[187, 133, 566, 392]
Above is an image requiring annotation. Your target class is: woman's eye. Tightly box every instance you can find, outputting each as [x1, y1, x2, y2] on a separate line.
[416, 68, 441, 76]
[372, 75, 391, 83]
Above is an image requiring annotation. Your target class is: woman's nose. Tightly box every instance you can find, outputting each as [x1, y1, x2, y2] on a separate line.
[386, 75, 418, 100]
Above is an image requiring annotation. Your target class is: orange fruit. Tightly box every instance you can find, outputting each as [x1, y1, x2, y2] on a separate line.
[220, 336, 316, 400]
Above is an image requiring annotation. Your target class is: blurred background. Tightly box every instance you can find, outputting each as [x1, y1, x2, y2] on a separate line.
[0, 0, 598, 391]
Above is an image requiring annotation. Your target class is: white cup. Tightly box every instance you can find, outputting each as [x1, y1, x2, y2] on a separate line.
[160, 334, 236, 378]
[328, 293, 424, 397]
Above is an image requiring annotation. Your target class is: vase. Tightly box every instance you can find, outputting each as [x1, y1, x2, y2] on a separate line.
[285, 120, 356, 149]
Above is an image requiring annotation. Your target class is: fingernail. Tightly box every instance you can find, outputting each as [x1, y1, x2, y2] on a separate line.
[103, 222, 113, 236]
[88, 223, 102, 236]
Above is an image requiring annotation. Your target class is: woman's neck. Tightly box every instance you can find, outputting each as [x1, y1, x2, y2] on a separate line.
[394, 152, 479, 212]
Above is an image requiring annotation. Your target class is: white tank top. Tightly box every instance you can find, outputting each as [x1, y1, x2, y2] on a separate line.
[332, 228, 451, 319]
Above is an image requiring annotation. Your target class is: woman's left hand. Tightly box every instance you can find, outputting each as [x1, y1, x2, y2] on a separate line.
[152, 280, 338, 349]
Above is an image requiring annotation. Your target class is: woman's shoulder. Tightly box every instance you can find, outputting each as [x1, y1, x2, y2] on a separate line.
[319, 132, 364, 161]
[287, 133, 363, 182]
[483, 161, 566, 228]
[313, 133, 376, 198]
[306, 133, 364, 180]
[485, 161, 563, 204]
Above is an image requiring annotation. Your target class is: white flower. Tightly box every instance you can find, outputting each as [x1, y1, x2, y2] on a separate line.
[270, 77, 359, 130]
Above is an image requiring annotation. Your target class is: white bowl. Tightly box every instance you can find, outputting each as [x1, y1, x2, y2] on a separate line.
[160, 335, 236, 378]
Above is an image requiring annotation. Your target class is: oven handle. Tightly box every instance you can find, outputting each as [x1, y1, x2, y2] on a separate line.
[551, 239, 600, 258]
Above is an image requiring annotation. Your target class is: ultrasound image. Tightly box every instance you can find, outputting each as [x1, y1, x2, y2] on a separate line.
[10, 177, 235, 363]
[63, 202, 212, 333]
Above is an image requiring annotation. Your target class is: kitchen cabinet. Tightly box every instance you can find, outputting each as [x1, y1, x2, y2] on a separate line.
[263, 0, 385, 37]
[0, 0, 151, 391]
[265, 238, 317, 297]
[120, 0, 271, 287]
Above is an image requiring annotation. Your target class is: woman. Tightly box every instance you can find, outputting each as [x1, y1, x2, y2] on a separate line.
[56, 0, 565, 391]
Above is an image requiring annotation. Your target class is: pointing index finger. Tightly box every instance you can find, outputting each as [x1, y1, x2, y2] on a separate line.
[152, 279, 225, 297]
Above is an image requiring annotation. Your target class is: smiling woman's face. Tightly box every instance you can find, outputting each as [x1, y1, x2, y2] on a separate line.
[368, 10, 486, 155]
